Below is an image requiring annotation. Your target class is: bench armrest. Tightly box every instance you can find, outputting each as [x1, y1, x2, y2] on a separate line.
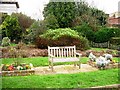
[76, 53, 82, 57]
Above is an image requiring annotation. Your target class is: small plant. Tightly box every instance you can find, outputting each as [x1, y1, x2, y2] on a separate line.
[1, 37, 10, 47]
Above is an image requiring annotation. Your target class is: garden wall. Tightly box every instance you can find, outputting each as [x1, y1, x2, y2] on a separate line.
[90, 42, 109, 48]
[90, 41, 120, 50]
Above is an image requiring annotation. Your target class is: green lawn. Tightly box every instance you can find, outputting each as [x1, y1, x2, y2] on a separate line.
[2, 57, 119, 67]
[89, 48, 114, 51]
[2, 57, 88, 67]
[2, 69, 118, 88]
[89, 48, 118, 54]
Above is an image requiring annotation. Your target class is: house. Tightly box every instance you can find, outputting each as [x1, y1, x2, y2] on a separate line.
[0, 0, 19, 15]
[108, 12, 120, 28]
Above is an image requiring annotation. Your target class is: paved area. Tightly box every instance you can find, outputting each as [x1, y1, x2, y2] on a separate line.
[90, 84, 120, 89]
[34, 64, 98, 75]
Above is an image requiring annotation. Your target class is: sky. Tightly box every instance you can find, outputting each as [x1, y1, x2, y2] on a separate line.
[16, 0, 120, 20]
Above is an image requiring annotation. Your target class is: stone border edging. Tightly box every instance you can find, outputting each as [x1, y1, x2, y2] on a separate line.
[1, 69, 35, 76]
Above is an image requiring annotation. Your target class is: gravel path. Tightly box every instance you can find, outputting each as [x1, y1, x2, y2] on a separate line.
[33, 64, 98, 75]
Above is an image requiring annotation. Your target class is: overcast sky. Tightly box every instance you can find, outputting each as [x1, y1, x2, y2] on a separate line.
[16, 0, 120, 20]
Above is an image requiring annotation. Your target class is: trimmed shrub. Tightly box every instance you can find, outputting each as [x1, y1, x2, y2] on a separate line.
[1, 37, 10, 47]
[35, 28, 89, 50]
[93, 27, 116, 43]
[111, 28, 120, 37]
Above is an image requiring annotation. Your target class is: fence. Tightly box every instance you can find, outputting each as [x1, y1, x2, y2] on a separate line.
[90, 41, 110, 48]
[90, 41, 120, 50]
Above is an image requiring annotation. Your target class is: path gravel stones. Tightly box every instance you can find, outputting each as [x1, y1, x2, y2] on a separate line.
[34, 64, 98, 75]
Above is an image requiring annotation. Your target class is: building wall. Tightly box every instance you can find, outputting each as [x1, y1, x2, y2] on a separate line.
[0, 4, 18, 15]
[108, 12, 120, 28]
[0, 0, 19, 15]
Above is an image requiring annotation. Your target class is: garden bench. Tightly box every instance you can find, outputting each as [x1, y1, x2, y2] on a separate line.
[48, 46, 82, 71]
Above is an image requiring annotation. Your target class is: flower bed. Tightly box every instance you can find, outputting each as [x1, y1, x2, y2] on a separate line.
[1, 63, 35, 76]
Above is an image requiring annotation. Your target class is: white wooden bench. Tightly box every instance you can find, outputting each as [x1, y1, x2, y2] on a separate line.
[48, 46, 82, 71]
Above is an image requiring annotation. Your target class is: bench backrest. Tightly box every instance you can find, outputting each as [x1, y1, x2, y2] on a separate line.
[48, 46, 76, 57]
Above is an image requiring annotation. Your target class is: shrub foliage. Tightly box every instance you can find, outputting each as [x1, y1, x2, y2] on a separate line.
[35, 28, 89, 50]
[1, 37, 11, 47]
[94, 27, 119, 43]
[72, 24, 95, 41]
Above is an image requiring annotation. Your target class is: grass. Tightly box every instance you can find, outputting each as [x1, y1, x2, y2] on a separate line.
[90, 48, 109, 51]
[2, 57, 119, 67]
[2, 68, 119, 88]
[10, 43, 17, 47]
[89, 47, 116, 51]
[2, 57, 87, 67]
[0, 43, 17, 48]
[89, 48, 118, 54]
[1, 47, 119, 88]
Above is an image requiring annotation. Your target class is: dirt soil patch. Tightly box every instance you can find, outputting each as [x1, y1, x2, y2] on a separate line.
[1, 45, 118, 58]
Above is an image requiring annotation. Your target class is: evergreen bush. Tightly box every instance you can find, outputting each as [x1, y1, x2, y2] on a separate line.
[72, 24, 95, 41]
[94, 27, 119, 43]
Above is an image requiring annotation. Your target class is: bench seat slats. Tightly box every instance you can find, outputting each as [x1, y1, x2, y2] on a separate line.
[49, 57, 79, 63]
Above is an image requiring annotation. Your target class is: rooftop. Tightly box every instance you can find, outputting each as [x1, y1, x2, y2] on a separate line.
[0, 0, 19, 8]
[109, 12, 120, 18]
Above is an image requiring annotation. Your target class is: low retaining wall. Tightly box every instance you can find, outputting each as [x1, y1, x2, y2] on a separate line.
[2, 69, 35, 76]
[87, 61, 118, 69]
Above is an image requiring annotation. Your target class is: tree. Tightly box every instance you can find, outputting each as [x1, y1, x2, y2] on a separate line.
[1, 15, 22, 42]
[26, 20, 47, 43]
[90, 8, 108, 26]
[43, 0, 108, 29]
[73, 0, 107, 27]
[12, 13, 35, 29]
[43, 2, 77, 28]
[44, 14, 59, 29]
[75, 0, 90, 16]
[11, 13, 35, 42]
[0, 13, 9, 23]
[71, 14, 99, 31]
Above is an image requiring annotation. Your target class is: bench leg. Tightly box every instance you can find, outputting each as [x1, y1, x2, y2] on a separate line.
[74, 62, 77, 67]
[78, 61, 81, 69]
[49, 61, 51, 69]
[51, 62, 54, 72]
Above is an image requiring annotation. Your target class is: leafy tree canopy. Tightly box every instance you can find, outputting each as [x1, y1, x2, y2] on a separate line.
[43, 1, 76, 28]
[43, 0, 108, 29]
[1, 15, 22, 42]
[44, 14, 59, 29]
